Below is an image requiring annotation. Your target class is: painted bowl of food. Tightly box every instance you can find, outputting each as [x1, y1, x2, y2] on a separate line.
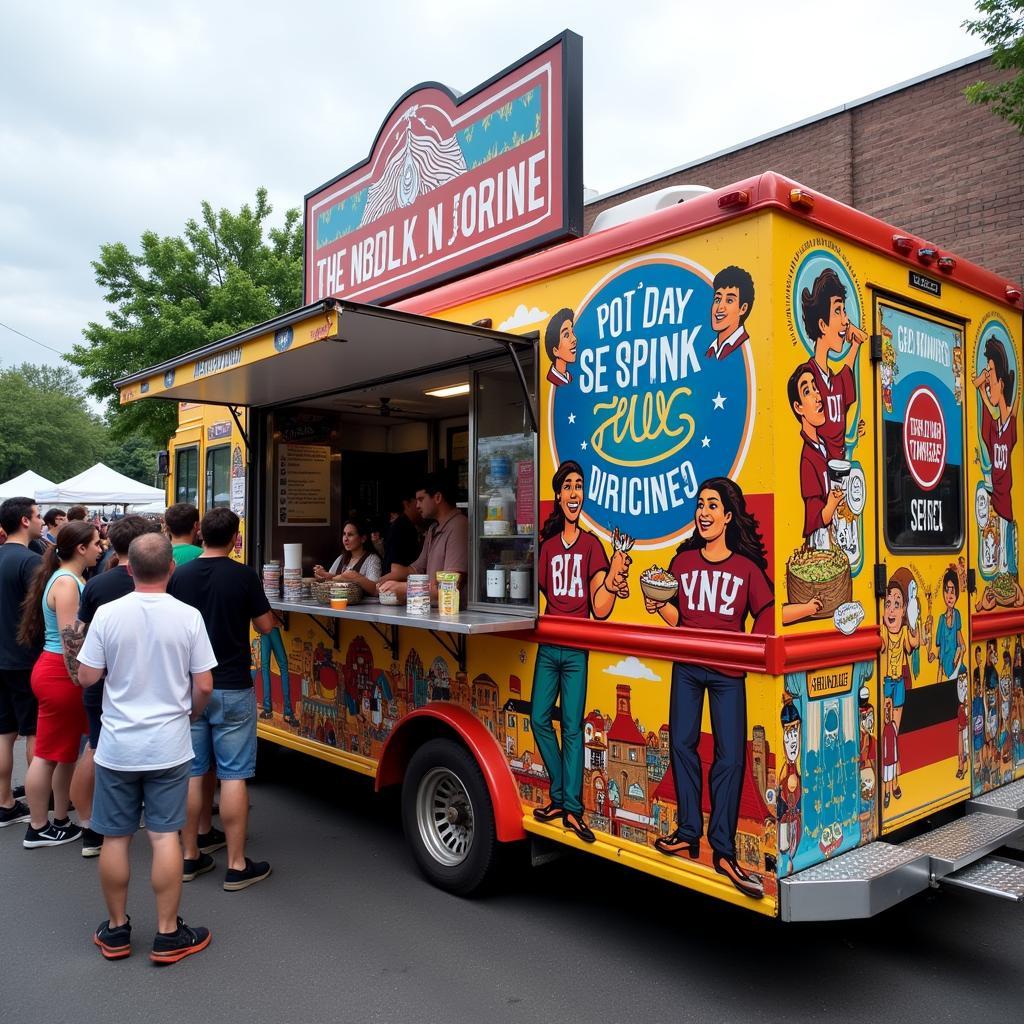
[377, 589, 400, 606]
[640, 566, 678, 603]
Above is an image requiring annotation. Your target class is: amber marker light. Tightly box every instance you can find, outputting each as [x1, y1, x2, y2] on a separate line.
[717, 189, 749, 209]
[788, 189, 815, 210]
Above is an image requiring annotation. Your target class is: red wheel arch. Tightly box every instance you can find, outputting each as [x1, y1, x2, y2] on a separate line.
[376, 706, 526, 843]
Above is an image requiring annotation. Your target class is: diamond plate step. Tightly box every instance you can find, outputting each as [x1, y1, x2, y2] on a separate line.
[780, 842, 930, 922]
[901, 812, 1024, 876]
[942, 855, 1024, 902]
[966, 778, 1024, 819]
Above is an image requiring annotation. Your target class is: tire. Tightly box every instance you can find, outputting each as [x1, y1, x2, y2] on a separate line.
[401, 737, 498, 896]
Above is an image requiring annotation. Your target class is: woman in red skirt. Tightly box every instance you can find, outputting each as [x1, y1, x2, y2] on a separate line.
[17, 520, 102, 847]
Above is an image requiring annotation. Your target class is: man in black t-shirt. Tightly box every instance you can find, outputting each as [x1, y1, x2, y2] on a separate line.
[0, 497, 44, 827]
[75, 515, 161, 855]
[383, 492, 422, 574]
[168, 507, 276, 892]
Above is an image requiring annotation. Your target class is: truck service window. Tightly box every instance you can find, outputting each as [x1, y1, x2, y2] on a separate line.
[879, 301, 964, 550]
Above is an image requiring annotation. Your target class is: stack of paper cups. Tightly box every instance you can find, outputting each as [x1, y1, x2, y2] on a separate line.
[262, 561, 281, 600]
[283, 544, 303, 571]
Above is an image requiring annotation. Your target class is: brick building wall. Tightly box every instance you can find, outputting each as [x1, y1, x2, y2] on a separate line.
[584, 56, 1023, 284]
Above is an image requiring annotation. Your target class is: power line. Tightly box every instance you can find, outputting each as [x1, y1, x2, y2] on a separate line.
[0, 320, 67, 357]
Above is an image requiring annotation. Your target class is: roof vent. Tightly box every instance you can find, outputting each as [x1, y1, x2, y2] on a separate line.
[588, 185, 712, 234]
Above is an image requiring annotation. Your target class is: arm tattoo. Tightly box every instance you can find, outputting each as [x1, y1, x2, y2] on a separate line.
[61, 622, 87, 686]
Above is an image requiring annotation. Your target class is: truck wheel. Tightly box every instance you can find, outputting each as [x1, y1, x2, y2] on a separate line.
[401, 737, 498, 896]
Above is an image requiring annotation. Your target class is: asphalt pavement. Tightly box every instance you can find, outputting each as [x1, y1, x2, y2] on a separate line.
[2, 738, 1023, 1024]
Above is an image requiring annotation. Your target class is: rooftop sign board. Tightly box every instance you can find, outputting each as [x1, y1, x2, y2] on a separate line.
[304, 31, 582, 306]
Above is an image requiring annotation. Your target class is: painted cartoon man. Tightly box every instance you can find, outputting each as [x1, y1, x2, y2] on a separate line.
[705, 266, 755, 361]
[881, 699, 898, 809]
[644, 477, 773, 899]
[545, 308, 577, 388]
[858, 685, 877, 840]
[972, 650, 985, 783]
[788, 363, 845, 550]
[984, 640, 1000, 783]
[777, 695, 802, 874]
[974, 334, 1020, 576]
[800, 267, 867, 460]
[530, 461, 630, 843]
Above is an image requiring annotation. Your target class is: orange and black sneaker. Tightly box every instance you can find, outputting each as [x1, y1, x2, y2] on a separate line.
[150, 918, 211, 965]
[712, 853, 764, 900]
[562, 811, 595, 844]
[93, 917, 131, 960]
[654, 831, 700, 859]
[532, 802, 563, 823]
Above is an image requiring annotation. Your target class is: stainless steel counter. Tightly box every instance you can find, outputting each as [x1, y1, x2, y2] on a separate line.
[267, 597, 535, 635]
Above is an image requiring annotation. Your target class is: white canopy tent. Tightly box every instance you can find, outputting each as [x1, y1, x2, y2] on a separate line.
[35, 463, 166, 507]
[0, 470, 56, 501]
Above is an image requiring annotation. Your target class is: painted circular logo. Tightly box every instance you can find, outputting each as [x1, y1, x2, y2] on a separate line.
[789, 247, 862, 358]
[903, 385, 946, 491]
[550, 257, 754, 549]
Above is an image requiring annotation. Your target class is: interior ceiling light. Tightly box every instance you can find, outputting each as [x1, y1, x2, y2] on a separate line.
[424, 382, 470, 399]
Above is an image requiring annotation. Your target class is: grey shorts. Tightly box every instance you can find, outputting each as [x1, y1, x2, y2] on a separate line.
[92, 760, 191, 836]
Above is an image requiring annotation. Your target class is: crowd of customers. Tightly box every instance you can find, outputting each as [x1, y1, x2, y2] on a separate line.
[0, 497, 274, 966]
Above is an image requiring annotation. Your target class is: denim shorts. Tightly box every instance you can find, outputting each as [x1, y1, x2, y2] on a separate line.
[92, 760, 190, 836]
[190, 688, 257, 781]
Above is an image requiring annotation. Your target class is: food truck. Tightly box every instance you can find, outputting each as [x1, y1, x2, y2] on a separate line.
[115, 33, 1024, 919]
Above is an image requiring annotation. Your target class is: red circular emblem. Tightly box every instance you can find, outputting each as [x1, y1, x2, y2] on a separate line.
[903, 386, 946, 491]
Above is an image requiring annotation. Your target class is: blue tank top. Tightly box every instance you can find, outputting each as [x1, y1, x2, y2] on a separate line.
[42, 569, 84, 655]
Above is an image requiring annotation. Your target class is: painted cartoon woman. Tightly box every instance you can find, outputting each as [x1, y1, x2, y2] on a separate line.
[643, 477, 773, 899]
[882, 567, 920, 802]
[530, 460, 631, 843]
[545, 308, 577, 387]
[974, 334, 1020, 577]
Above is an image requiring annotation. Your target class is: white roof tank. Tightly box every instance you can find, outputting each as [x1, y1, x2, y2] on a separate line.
[588, 184, 712, 234]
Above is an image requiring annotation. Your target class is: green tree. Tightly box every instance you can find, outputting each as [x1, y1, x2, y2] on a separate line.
[104, 434, 160, 486]
[69, 188, 303, 446]
[0, 363, 109, 482]
[964, 1, 1024, 131]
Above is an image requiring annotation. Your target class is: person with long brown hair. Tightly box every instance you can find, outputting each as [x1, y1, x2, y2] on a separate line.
[17, 519, 103, 847]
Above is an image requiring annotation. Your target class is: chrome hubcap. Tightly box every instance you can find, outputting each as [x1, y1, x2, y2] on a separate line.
[416, 767, 474, 867]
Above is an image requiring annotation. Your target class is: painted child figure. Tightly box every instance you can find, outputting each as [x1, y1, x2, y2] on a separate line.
[799, 267, 867, 461]
[956, 667, 970, 781]
[882, 569, 920, 801]
[881, 699, 898, 809]
[972, 650, 985, 786]
[777, 695, 802, 875]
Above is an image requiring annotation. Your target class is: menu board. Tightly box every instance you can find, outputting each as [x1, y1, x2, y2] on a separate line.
[277, 443, 331, 526]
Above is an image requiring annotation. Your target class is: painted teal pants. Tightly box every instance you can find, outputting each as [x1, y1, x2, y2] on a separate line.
[530, 643, 587, 816]
[260, 627, 291, 715]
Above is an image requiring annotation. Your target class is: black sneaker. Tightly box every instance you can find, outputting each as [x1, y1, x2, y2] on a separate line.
[197, 826, 226, 854]
[12, 785, 25, 800]
[52, 816, 75, 830]
[0, 800, 31, 828]
[150, 918, 211, 965]
[182, 852, 215, 881]
[23, 820, 82, 848]
[81, 827, 104, 858]
[94, 917, 132, 960]
[223, 857, 272, 891]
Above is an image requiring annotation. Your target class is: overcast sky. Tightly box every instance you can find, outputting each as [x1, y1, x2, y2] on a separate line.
[0, 0, 988, 382]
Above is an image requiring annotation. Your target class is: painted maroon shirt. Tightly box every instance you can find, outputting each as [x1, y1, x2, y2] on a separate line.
[799, 432, 831, 539]
[807, 360, 856, 461]
[538, 531, 608, 618]
[981, 405, 1016, 522]
[666, 548, 773, 634]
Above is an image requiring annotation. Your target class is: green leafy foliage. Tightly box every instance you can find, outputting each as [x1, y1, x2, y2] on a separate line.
[0, 363, 108, 482]
[964, 1, 1024, 132]
[68, 188, 303, 446]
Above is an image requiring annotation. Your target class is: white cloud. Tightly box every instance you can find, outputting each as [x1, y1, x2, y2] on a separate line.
[603, 656, 661, 682]
[499, 304, 549, 332]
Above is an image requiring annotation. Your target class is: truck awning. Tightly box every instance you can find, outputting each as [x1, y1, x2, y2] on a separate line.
[115, 299, 535, 410]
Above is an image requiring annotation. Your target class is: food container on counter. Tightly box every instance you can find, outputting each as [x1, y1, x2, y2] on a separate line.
[407, 574, 430, 615]
[436, 571, 460, 616]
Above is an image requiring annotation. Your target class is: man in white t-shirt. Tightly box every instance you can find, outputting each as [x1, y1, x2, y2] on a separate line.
[78, 533, 217, 966]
